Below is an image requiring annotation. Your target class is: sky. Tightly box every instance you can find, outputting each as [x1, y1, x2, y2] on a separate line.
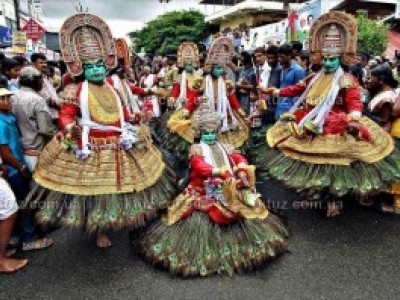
[39, 0, 210, 39]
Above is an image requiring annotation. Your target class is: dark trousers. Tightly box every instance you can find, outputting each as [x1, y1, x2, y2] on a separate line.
[7, 173, 35, 243]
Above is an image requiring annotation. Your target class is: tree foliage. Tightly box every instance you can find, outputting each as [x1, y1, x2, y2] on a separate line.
[129, 10, 207, 55]
[356, 12, 389, 55]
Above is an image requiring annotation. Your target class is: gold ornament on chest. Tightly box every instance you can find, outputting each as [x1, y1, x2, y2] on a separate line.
[88, 83, 121, 125]
[210, 145, 226, 169]
[305, 73, 335, 106]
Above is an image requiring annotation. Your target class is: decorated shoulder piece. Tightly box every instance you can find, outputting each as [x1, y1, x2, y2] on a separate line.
[59, 83, 79, 106]
[339, 73, 357, 89]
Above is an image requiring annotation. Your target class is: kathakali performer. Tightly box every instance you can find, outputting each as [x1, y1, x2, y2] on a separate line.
[158, 42, 204, 167]
[134, 99, 288, 277]
[166, 38, 249, 169]
[24, 13, 176, 247]
[258, 11, 400, 217]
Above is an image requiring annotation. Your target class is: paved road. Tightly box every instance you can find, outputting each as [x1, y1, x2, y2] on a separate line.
[2, 181, 400, 300]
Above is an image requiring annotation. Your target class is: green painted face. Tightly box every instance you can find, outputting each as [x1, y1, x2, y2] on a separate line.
[322, 56, 340, 74]
[83, 59, 107, 83]
[184, 62, 194, 73]
[211, 66, 224, 78]
[200, 129, 217, 145]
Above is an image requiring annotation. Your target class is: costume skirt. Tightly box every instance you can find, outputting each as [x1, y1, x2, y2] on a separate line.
[134, 211, 288, 277]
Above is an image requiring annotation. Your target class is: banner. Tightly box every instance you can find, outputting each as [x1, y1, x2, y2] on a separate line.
[243, 19, 287, 51]
[287, 0, 322, 47]
[12, 31, 27, 54]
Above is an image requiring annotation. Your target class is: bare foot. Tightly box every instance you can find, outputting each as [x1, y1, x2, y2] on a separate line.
[327, 202, 340, 218]
[0, 258, 28, 273]
[96, 232, 112, 248]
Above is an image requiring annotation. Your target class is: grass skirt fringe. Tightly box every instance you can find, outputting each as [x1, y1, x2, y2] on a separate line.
[23, 168, 177, 233]
[134, 212, 288, 277]
[254, 144, 400, 199]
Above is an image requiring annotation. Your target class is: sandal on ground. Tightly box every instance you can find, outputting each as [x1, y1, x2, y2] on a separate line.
[22, 238, 54, 252]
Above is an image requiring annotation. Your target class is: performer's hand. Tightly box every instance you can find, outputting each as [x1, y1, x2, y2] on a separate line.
[237, 170, 250, 188]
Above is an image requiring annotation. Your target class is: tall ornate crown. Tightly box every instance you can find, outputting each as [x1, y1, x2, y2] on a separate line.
[60, 13, 117, 76]
[192, 97, 222, 132]
[309, 11, 357, 65]
[177, 42, 199, 68]
[206, 37, 235, 66]
[76, 27, 103, 61]
[321, 25, 342, 56]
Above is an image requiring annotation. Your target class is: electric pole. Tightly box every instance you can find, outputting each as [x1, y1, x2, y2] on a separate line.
[13, 0, 21, 30]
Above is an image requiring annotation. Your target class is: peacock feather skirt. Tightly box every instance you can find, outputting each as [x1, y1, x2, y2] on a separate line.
[134, 211, 288, 277]
[254, 117, 400, 199]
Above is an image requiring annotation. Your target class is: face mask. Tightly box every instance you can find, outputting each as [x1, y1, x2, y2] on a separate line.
[184, 63, 194, 73]
[83, 60, 107, 83]
[200, 130, 217, 145]
[322, 56, 340, 74]
[211, 66, 224, 78]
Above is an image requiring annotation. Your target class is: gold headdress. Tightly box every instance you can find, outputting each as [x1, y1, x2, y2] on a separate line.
[177, 42, 199, 68]
[205, 37, 235, 67]
[192, 97, 222, 132]
[309, 11, 357, 65]
[60, 13, 117, 76]
[115, 38, 131, 69]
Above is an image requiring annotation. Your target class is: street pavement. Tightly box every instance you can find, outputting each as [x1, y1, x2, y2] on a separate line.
[1, 180, 400, 300]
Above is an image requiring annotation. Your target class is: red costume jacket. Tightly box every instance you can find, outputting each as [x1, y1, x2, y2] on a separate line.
[59, 79, 141, 141]
[181, 145, 249, 225]
[170, 82, 201, 110]
[279, 73, 364, 135]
